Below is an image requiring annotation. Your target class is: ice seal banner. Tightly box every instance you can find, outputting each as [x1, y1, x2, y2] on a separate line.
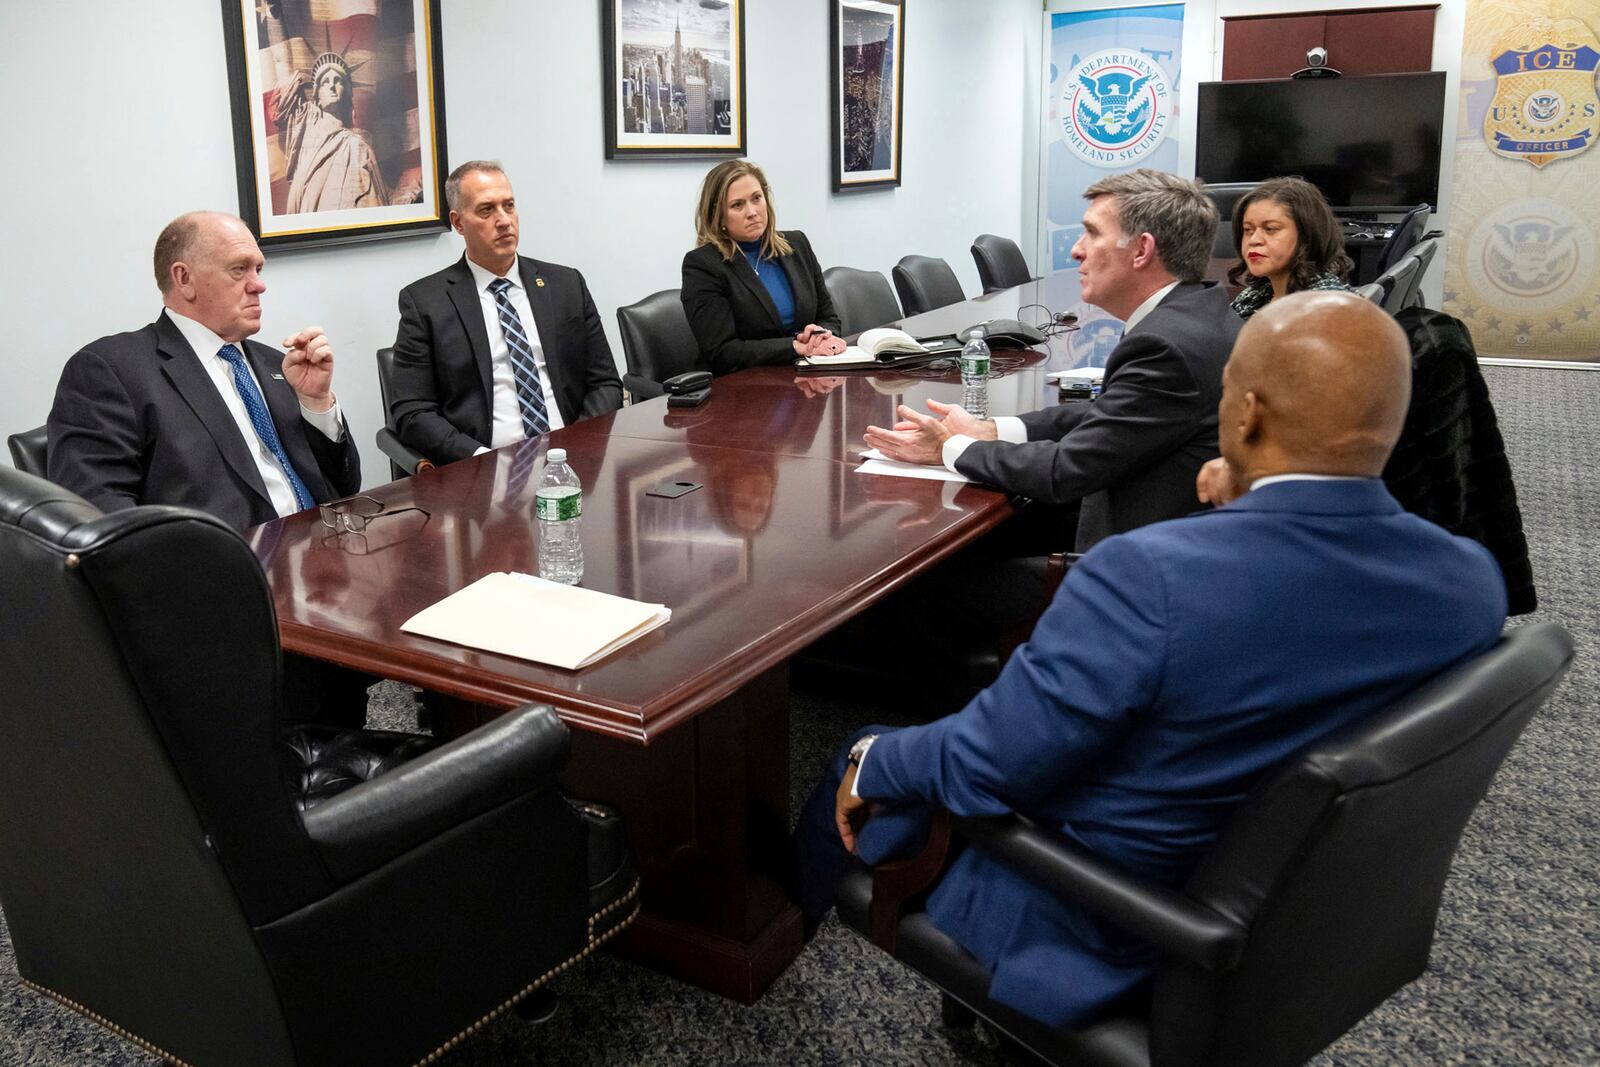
[1446, 3, 1600, 361]
[1042, 4, 1184, 368]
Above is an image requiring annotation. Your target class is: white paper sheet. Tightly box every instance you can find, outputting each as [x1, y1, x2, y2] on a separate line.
[401, 572, 670, 670]
[853, 449, 972, 483]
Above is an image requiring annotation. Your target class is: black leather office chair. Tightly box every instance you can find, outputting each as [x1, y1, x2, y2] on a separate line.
[971, 235, 1034, 294]
[839, 622, 1573, 1067]
[824, 266, 903, 335]
[1202, 182, 1258, 259]
[6, 424, 47, 477]
[1375, 255, 1423, 315]
[0, 467, 639, 1067]
[893, 255, 966, 316]
[617, 288, 701, 401]
[1398, 236, 1440, 310]
[374, 346, 432, 480]
[1376, 203, 1431, 275]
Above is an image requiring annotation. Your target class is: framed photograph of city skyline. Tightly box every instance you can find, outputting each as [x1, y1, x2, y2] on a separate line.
[219, 0, 450, 249]
[831, 0, 905, 191]
[603, 0, 747, 158]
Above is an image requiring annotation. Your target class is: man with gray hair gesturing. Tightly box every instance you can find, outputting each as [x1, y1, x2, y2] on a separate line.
[867, 169, 1240, 553]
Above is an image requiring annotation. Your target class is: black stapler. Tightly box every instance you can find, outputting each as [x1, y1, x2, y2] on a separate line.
[664, 370, 712, 408]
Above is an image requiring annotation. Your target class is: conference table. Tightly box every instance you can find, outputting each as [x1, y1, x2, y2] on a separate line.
[249, 274, 1096, 1002]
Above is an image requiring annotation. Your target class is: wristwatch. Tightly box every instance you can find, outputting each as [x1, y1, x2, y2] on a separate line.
[847, 734, 878, 769]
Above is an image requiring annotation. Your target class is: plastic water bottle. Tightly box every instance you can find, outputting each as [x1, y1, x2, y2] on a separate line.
[536, 448, 584, 585]
[960, 329, 991, 418]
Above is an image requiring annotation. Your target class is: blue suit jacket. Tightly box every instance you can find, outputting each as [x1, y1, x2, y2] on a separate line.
[855, 478, 1506, 1027]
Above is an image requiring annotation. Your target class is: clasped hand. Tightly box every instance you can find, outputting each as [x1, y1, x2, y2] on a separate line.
[793, 323, 845, 357]
[282, 326, 335, 412]
[863, 399, 994, 465]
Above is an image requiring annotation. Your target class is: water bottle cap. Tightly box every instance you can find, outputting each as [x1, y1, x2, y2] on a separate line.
[969, 328, 985, 340]
[547, 448, 567, 464]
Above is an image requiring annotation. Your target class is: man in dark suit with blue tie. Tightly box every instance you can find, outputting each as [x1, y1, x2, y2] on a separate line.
[791, 291, 1508, 1029]
[47, 211, 361, 531]
[389, 161, 622, 466]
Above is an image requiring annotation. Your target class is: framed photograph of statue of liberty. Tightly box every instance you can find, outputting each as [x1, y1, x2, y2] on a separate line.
[219, 0, 449, 248]
[603, 0, 747, 158]
[831, 0, 904, 191]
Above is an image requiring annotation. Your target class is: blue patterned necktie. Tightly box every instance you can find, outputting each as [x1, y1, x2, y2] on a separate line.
[488, 277, 551, 438]
[216, 343, 314, 511]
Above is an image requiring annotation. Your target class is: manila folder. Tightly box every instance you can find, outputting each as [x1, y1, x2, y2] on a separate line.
[401, 572, 671, 670]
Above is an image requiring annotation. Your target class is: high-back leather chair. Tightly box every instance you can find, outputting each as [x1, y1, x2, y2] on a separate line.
[1203, 181, 1259, 260]
[970, 235, 1034, 294]
[1353, 281, 1387, 304]
[6, 424, 47, 477]
[616, 288, 700, 400]
[839, 622, 1573, 1067]
[374, 346, 432, 480]
[824, 266, 903, 335]
[0, 467, 638, 1067]
[1376, 203, 1431, 276]
[892, 255, 966, 317]
[1398, 236, 1439, 310]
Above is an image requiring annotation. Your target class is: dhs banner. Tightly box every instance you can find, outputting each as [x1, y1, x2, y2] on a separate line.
[1042, 4, 1183, 367]
[1447, 4, 1600, 362]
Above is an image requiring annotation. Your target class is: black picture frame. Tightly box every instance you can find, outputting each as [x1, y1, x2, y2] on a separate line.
[602, 0, 748, 158]
[831, 0, 906, 191]
[219, 0, 450, 249]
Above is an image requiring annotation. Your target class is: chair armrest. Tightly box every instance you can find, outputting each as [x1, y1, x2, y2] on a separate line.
[302, 704, 570, 882]
[624, 373, 665, 402]
[954, 814, 1248, 972]
[375, 427, 433, 476]
[867, 809, 953, 953]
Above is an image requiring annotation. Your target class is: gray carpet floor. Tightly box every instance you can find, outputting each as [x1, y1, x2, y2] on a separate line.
[2, 364, 1595, 1066]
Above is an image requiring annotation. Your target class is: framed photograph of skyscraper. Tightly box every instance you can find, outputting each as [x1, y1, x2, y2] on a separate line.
[831, 0, 905, 191]
[219, 0, 450, 249]
[603, 0, 747, 158]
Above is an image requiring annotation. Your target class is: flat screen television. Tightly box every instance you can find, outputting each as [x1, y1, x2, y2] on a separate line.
[1195, 72, 1446, 210]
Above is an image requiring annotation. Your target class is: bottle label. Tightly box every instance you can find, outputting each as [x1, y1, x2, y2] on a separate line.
[961, 354, 990, 376]
[536, 487, 582, 521]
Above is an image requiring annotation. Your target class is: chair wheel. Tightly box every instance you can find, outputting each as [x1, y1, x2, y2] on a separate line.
[941, 992, 977, 1029]
[513, 987, 559, 1025]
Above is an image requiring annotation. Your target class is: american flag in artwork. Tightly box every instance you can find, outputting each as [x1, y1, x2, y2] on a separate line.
[254, 0, 423, 215]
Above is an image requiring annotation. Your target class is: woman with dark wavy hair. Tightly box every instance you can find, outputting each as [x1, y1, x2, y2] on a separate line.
[1228, 177, 1352, 320]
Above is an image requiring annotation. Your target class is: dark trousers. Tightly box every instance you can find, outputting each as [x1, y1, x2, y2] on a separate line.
[789, 726, 934, 928]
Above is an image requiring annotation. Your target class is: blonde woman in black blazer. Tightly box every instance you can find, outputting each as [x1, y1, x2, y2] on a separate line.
[681, 160, 844, 375]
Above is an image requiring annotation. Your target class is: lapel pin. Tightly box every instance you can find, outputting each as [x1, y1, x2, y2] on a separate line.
[535, 277, 546, 288]
[271, 373, 286, 380]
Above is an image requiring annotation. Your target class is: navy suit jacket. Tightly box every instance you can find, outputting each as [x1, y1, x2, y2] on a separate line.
[680, 230, 842, 376]
[390, 254, 622, 464]
[854, 479, 1507, 1026]
[46, 311, 361, 531]
[955, 281, 1241, 550]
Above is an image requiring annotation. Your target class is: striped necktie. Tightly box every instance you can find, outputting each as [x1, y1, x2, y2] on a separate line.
[488, 277, 551, 438]
[216, 343, 314, 511]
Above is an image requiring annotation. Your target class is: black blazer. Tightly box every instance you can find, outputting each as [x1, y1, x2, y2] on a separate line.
[46, 311, 361, 532]
[391, 254, 623, 464]
[680, 230, 842, 375]
[956, 282, 1241, 550]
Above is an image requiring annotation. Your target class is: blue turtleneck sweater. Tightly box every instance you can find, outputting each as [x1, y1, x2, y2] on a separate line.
[738, 238, 796, 332]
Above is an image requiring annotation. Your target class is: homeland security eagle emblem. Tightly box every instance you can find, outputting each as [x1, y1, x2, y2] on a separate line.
[1062, 49, 1171, 167]
[1484, 16, 1600, 168]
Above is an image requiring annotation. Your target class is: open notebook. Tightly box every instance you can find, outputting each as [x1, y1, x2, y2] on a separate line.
[401, 572, 671, 670]
[796, 327, 961, 369]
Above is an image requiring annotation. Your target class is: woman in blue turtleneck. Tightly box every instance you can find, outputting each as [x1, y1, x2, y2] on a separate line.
[681, 161, 844, 376]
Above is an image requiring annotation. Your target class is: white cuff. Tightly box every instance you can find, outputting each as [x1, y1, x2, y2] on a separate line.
[943, 434, 976, 472]
[299, 396, 343, 441]
[849, 737, 877, 797]
[473, 446, 491, 456]
[994, 416, 1027, 443]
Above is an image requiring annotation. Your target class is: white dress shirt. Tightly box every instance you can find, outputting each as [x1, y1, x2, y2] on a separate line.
[165, 309, 343, 518]
[850, 470, 1371, 792]
[465, 257, 565, 454]
[942, 281, 1182, 472]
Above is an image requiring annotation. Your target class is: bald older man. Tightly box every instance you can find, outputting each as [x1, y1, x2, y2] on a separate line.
[790, 292, 1508, 1031]
[48, 211, 360, 530]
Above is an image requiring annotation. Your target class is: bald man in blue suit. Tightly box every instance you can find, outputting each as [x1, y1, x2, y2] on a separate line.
[790, 292, 1508, 1029]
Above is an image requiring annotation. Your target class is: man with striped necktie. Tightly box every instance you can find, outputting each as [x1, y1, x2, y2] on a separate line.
[389, 160, 622, 467]
[47, 210, 361, 531]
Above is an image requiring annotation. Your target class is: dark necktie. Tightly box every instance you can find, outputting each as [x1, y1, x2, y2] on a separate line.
[488, 277, 551, 438]
[216, 343, 314, 511]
